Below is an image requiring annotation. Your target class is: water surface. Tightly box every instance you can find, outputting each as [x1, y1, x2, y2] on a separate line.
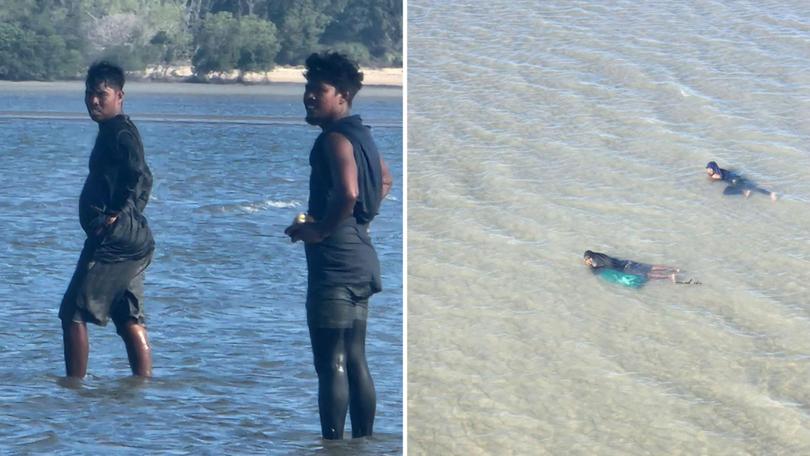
[0, 81, 403, 454]
[408, 1, 810, 454]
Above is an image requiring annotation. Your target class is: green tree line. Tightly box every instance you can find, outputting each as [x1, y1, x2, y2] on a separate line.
[0, 0, 402, 81]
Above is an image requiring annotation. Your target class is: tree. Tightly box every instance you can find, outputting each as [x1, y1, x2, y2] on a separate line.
[143, 3, 192, 65]
[191, 11, 239, 74]
[270, 0, 333, 65]
[322, 0, 402, 66]
[0, 0, 402, 81]
[192, 12, 280, 78]
[235, 15, 280, 74]
[0, 22, 83, 80]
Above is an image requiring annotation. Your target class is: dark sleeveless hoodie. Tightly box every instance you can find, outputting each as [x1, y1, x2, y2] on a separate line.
[305, 115, 382, 291]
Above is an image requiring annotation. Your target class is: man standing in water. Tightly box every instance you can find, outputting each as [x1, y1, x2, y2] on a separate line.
[59, 61, 155, 378]
[285, 52, 393, 439]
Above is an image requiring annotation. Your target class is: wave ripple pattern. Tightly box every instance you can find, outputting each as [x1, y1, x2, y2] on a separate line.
[408, 1, 810, 454]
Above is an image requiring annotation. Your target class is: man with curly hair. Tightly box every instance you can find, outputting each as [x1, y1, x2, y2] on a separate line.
[285, 51, 393, 439]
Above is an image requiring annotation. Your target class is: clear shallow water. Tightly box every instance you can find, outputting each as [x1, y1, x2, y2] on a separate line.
[408, 1, 810, 454]
[0, 82, 402, 454]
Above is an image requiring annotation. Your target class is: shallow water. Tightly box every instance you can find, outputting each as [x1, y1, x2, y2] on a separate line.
[408, 1, 810, 454]
[0, 82, 403, 454]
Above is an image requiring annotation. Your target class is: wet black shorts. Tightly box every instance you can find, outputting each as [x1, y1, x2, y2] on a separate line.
[59, 246, 152, 328]
[306, 283, 375, 329]
[623, 261, 652, 276]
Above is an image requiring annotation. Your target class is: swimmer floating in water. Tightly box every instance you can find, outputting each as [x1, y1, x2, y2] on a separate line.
[706, 161, 777, 201]
[583, 250, 700, 287]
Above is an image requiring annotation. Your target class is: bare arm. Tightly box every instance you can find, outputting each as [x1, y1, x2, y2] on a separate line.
[380, 156, 393, 200]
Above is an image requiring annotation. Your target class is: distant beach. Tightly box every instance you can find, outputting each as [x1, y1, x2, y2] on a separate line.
[135, 65, 402, 87]
[0, 66, 402, 97]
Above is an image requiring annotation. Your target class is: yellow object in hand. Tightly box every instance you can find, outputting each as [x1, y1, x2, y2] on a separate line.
[295, 213, 313, 224]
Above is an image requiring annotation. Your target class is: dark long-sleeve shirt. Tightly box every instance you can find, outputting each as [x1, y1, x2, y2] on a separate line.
[78, 114, 154, 262]
[713, 167, 771, 196]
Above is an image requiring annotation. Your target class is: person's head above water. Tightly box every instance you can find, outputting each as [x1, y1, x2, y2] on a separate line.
[583, 250, 614, 269]
[706, 161, 723, 180]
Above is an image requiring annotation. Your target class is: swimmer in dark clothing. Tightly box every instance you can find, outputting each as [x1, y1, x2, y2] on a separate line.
[706, 161, 777, 201]
[59, 62, 155, 378]
[583, 250, 700, 285]
[284, 52, 393, 440]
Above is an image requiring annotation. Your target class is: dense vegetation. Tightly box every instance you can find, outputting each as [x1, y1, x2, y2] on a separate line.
[0, 0, 402, 81]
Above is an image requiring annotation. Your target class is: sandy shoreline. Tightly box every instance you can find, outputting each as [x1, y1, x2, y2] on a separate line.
[0, 65, 402, 97]
[135, 65, 402, 87]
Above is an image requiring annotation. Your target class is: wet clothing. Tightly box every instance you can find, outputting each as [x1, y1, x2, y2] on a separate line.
[305, 220, 382, 295]
[79, 114, 154, 263]
[589, 255, 652, 276]
[584, 251, 652, 287]
[723, 182, 771, 196]
[709, 165, 739, 185]
[305, 115, 383, 294]
[303, 114, 381, 438]
[309, 320, 376, 438]
[614, 260, 652, 276]
[61, 114, 154, 326]
[59, 246, 151, 327]
[308, 115, 383, 225]
[585, 251, 631, 271]
[307, 283, 374, 329]
[707, 162, 772, 197]
[596, 268, 648, 288]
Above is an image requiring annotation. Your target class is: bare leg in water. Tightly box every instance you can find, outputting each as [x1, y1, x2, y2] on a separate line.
[644, 265, 701, 284]
[309, 320, 376, 439]
[643, 266, 701, 285]
[63, 321, 89, 378]
[646, 264, 680, 280]
[116, 319, 152, 377]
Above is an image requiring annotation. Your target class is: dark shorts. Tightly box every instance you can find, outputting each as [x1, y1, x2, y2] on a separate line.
[59, 245, 151, 328]
[306, 283, 375, 329]
[623, 261, 652, 276]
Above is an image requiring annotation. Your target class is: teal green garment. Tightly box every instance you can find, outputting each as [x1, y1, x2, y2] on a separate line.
[597, 269, 648, 288]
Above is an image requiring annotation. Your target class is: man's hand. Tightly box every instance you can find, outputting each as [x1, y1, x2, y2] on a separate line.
[284, 222, 325, 244]
[94, 213, 118, 236]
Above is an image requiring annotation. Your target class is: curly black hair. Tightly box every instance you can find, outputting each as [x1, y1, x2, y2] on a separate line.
[304, 51, 364, 104]
[86, 61, 125, 90]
